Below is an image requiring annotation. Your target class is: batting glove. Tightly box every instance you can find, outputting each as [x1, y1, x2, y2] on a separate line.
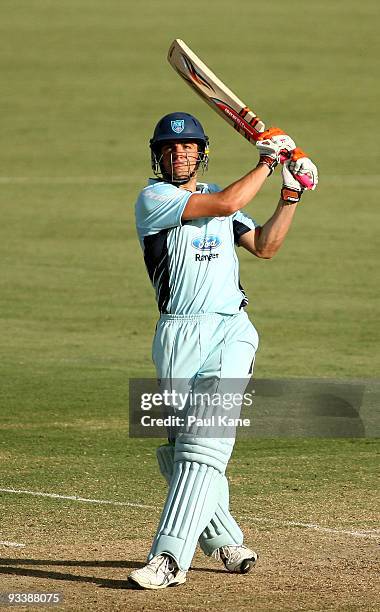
[281, 160, 305, 203]
[287, 149, 319, 191]
[256, 127, 297, 175]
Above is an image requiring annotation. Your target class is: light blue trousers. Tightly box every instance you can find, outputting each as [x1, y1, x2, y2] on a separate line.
[149, 311, 258, 571]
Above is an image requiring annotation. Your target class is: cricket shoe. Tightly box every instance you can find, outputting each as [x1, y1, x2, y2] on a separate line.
[213, 544, 258, 574]
[128, 554, 187, 590]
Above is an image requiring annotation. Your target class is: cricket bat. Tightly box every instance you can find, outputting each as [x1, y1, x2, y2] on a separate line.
[168, 39, 313, 189]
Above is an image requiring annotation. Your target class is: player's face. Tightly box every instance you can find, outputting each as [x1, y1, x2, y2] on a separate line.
[160, 141, 199, 181]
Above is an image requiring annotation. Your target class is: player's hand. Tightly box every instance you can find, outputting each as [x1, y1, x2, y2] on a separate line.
[287, 149, 319, 191]
[281, 160, 305, 203]
[256, 127, 297, 175]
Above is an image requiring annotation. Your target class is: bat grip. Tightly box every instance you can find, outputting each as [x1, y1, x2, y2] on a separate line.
[295, 173, 314, 190]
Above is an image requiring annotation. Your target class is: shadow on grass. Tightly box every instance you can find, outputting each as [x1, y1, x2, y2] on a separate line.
[0, 558, 226, 589]
[0, 558, 143, 569]
[0, 563, 137, 590]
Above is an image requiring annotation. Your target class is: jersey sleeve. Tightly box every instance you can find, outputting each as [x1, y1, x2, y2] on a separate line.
[232, 210, 260, 245]
[204, 182, 221, 193]
[135, 182, 193, 240]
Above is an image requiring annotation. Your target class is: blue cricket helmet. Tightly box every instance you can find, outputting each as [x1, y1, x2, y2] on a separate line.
[150, 112, 209, 150]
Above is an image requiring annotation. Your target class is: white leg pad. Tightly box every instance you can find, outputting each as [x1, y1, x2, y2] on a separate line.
[156, 443, 243, 555]
[150, 436, 242, 570]
[156, 443, 175, 484]
[198, 475, 243, 555]
[149, 460, 222, 570]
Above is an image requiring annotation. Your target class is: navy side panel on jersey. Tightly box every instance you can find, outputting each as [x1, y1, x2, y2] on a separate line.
[143, 229, 171, 314]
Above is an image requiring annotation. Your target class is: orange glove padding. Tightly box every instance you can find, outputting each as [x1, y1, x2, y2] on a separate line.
[257, 126, 286, 141]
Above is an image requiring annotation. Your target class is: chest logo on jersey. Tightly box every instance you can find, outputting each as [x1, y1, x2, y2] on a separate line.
[191, 235, 222, 251]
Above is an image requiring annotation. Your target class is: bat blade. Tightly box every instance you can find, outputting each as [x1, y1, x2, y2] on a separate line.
[168, 39, 266, 143]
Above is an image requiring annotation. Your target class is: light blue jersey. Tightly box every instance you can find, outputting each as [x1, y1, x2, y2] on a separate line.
[135, 179, 260, 315]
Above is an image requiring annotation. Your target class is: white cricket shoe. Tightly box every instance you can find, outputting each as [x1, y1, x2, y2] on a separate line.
[213, 544, 258, 574]
[128, 554, 187, 590]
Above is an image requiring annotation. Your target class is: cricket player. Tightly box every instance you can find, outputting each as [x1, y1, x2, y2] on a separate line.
[129, 112, 318, 589]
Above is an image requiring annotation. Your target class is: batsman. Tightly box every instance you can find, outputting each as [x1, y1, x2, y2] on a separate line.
[130, 111, 318, 589]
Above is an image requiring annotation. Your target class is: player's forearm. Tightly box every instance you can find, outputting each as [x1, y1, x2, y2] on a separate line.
[219, 164, 270, 214]
[183, 164, 270, 220]
[255, 199, 298, 258]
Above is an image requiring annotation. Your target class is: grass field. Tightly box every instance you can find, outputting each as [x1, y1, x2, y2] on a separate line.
[0, 1, 379, 610]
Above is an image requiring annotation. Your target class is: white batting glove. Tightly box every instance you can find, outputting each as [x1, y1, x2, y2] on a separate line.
[256, 127, 296, 175]
[288, 155, 319, 191]
[281, 161, 304, 203]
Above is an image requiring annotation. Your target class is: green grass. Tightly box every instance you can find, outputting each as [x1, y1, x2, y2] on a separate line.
[0, 1, 379, 609]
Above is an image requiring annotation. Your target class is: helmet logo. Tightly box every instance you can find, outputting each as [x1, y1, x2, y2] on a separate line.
[171, 119, 185, 134]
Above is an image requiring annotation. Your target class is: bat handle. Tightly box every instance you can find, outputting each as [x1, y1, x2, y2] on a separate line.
[294, 173, 314, 190]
